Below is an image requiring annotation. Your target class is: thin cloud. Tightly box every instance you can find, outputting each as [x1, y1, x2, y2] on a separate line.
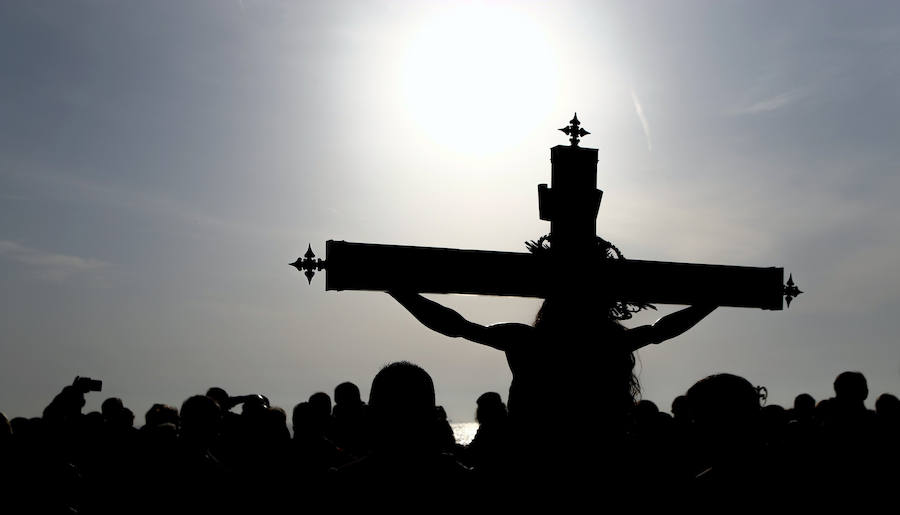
[631, 89, 652, 151]
[0, 240, 110, 280]
[731, 90, 800, 115]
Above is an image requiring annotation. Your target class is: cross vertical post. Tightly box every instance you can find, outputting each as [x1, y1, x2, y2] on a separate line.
[538, 143, 601, 258]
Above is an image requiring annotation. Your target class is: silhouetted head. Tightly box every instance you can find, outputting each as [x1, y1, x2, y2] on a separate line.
[145, 403, 179, 428]
[671, 395, 691, 422]
[793, 393, 815, 419]
[627, 399, 661, 436]
[334, 382, 362, 407]
[101, 397, 124, 419]
[761, 404, 788, 428]
[240, 395, 270, 417]
[875, 393, 900, 420]
[475, 392, 507, 425]
[635, 399, 658, 414]
[368, 361, 436, 451]
[794, 393, 815, 411]
[687, 373, 761, 450]
[309, 392, 332, 417]
[205, 387, 229, 409]
[306, 392, 333, 435]
[633, 399, 659, 421]
[833, 371, 868, 404]
[105, 406, 135, 431]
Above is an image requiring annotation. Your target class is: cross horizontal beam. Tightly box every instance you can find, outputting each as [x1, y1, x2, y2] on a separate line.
[295, 240, 790, 310]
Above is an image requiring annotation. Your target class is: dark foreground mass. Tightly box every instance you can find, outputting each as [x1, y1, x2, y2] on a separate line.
[1, 367, 898, 512]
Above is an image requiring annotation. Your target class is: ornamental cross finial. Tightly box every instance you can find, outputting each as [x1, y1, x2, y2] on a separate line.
[783, 274, 803, 308]
[290, 244, 326, 284]
[558, 113, 590, 147]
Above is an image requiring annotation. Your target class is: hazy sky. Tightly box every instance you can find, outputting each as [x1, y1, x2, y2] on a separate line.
[2, 1, 899, 423]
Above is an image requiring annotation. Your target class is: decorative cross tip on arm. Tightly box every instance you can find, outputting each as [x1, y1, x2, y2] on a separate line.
[559, 112, 590, 147]
[290, 244, 327, 284]
[783, 274, 803, 307]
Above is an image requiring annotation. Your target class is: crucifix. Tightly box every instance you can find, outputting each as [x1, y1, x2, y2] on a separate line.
[293, 114, 801, 310]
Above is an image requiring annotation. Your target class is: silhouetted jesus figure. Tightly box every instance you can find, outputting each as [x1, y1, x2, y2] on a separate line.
[389, 291, 715, 468]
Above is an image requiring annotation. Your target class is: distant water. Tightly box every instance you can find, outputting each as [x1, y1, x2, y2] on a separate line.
[450, 422, 478, 446]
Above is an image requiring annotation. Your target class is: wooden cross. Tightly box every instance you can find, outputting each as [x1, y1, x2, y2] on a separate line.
[293, 115, 801, 310]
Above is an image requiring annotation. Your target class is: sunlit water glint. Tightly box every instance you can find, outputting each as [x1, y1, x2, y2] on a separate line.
[450, 422, 479, 446]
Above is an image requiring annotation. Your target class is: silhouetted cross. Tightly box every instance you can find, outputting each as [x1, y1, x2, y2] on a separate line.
[291, 244, 326, 284]
[294, 114, 800, 310]
[558, 113, 590, 147]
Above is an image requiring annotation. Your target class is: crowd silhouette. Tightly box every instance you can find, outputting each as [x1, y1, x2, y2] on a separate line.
[2, 364, 898, 511]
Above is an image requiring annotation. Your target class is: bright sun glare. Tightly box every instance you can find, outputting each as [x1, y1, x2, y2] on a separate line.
[402, 4, 557, 155]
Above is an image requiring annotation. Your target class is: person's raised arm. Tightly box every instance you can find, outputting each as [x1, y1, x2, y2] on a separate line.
[388, 291, 528, 352]
[625, 305, 717, 351]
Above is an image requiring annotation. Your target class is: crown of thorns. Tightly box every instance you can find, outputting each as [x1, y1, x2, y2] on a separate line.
[525, 234, 656, 321]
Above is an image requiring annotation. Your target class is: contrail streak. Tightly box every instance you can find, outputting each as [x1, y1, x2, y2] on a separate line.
[631, 89, 652, 152]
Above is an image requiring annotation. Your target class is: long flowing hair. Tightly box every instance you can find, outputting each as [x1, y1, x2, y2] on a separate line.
[526, 234, 651, 404]
[533, 298, 640, 404]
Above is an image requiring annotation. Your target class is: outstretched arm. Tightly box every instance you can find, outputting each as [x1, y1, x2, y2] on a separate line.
[388, 291, 528, 352]
[626, 305, 717, 351]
